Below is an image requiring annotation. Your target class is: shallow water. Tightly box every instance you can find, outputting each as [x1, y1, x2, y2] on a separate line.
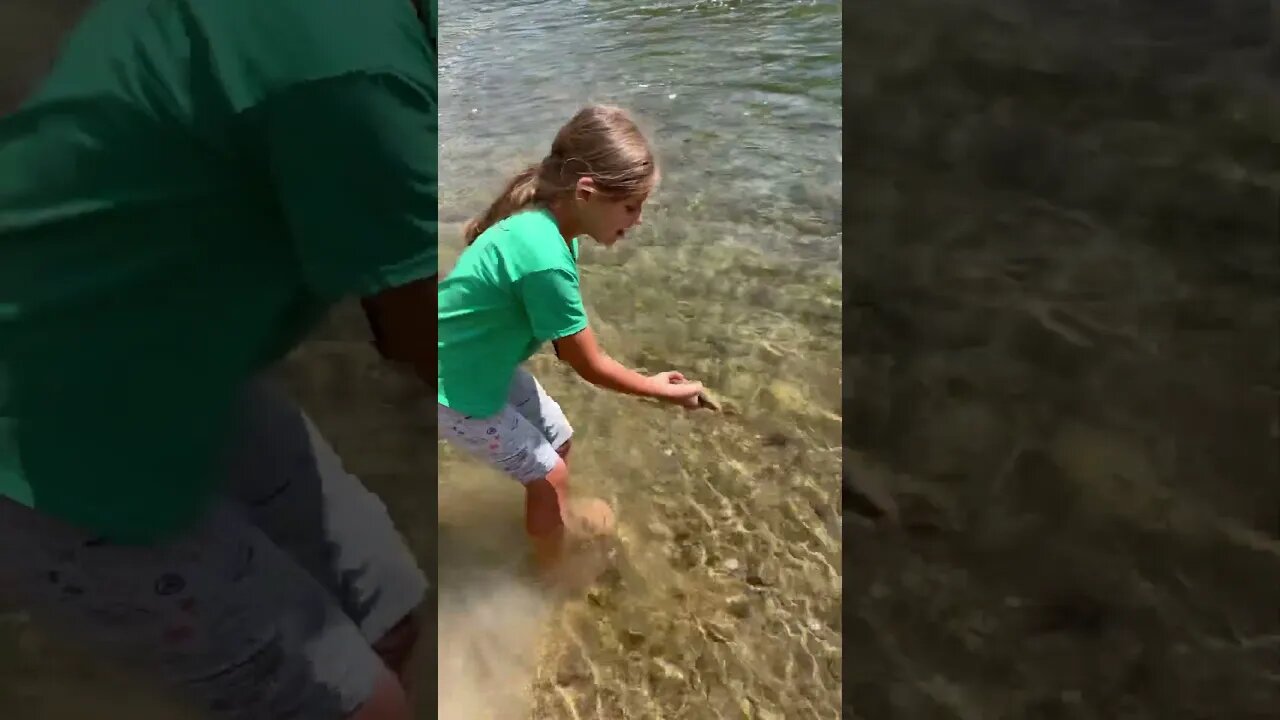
[436, 237, 841, 720]
[845, 0, 1280, 717]
[436, 0, 842, 718]
[439, 0, 843, 265]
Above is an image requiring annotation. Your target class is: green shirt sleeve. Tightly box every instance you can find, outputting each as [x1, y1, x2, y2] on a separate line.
[259, 70, 437, 299]
[520, 268, 589, 342]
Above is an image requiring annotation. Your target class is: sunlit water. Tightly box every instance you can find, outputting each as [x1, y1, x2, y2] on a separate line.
[436, 1, 842, 719]
[438, 0, 842, 264]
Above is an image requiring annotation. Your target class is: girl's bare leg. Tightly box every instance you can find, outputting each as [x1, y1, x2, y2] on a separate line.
[524, 447, 614, 583]
[524, 457, 571, 576]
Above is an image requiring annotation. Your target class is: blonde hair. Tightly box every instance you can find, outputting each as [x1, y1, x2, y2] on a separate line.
[463, 104, 658, 245]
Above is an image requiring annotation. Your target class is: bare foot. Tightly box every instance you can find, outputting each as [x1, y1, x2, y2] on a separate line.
[562, 497, 616, 540]
[529, 498, 616, 592]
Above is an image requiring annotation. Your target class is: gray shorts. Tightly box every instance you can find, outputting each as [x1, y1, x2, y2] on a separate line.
[0, 378, 427, 719]
[438, 366, 573, 483]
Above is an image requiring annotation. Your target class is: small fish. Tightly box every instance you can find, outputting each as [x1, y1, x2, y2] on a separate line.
[694, 390, 721, 412]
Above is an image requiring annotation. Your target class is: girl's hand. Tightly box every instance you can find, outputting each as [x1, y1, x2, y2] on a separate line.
[649, 372, 704, 408]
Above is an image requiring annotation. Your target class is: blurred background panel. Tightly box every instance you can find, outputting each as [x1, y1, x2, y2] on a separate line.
[845, 1, 1279, 718]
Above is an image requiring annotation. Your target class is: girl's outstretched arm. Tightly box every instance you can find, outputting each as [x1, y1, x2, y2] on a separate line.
[553, 327, 703, 407]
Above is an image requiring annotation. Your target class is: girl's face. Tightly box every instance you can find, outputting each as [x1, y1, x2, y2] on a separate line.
[574, 178, 649, 247]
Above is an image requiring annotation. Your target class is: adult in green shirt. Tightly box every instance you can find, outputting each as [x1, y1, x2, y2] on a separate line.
[437, 105, 706, 579]
[0, 2, 436, 718]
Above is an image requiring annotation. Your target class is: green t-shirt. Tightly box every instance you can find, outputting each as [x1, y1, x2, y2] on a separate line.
[438, 208, 588, 417]
[0, 0, 437, 543]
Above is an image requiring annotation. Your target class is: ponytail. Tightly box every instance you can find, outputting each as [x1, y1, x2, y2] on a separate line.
[462, 105, 658, 246]
[462, 164, 542, 245]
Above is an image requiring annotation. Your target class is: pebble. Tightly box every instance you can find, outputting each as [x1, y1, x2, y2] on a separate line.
[650, 657, 686, 686]
[723, 558, 740, 571]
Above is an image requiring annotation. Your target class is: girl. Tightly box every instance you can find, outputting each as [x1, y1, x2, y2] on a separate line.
[437, 105, 704, 576]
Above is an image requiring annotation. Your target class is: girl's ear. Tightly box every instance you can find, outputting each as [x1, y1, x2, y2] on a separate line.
[574, 176, 597, 203]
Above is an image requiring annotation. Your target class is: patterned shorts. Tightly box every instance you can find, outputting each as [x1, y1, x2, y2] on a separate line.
[437, 366, 573, 483]
[0, 377, 427, 719]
